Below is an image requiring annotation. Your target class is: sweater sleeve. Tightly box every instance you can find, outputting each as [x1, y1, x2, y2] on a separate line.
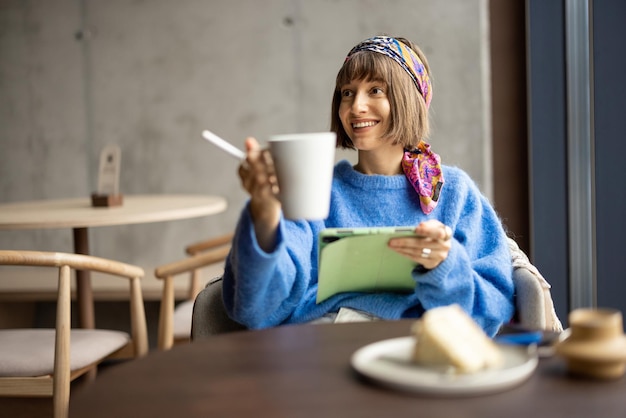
[222, 203, 318, 329]
[413, 170, 515, 336]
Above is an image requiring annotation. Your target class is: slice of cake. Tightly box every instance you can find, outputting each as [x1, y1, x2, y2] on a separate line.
[411, 304, 503, 373]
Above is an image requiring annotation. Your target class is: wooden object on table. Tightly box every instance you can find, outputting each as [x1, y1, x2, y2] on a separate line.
[90, 193, 124, 207]
[154, 232, 233, 351]
[91, 144, 122, 207]
[556, 308, 626, 379]
[0, 250, 148, 418]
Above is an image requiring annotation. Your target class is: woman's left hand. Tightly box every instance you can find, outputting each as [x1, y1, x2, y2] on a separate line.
[388, 220, 453, 270]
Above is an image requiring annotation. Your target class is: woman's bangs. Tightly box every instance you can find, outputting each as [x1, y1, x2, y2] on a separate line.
[337, 52, 389, 86]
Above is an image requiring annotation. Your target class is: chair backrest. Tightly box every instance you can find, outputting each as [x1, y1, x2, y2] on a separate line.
[508, 238, 563, 332]
[512, 266, 563, 332]
[0, 250, 148, 418]
[191, 278, 245, 341]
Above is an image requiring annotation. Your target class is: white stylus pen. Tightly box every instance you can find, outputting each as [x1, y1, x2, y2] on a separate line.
[201, 130, 246, 161]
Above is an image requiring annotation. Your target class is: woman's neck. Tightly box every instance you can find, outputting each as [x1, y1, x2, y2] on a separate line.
[354, 147, 404, 175]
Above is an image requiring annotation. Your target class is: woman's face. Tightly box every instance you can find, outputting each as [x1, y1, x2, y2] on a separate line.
[338, 79, 392, 151]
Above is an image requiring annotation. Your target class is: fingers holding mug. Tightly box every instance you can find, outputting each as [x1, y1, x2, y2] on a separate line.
[238, 138, 280, 199]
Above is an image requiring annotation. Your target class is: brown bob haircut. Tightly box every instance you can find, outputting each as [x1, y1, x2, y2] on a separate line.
[330, 37, 432, 150]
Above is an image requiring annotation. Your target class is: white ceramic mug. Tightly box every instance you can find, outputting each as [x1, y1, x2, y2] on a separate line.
[268, 132, 336, 220]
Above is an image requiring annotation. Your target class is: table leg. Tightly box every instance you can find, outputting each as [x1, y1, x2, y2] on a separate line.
[73, 227, 95, 329]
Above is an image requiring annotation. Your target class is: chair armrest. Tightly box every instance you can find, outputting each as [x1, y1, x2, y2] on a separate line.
[185, 233, 234, 256]
[0, 250, 144, 280]
[155, 246, 230, 279]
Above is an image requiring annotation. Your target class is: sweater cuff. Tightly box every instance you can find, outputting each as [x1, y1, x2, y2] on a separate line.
[239, 202, 286, 257]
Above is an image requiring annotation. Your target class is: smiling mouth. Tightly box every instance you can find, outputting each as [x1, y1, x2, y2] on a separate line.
[352, 121, 378, 129]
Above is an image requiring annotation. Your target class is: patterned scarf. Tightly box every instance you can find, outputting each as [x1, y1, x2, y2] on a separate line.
[402, 143, 444, 214]
[347, 36, 444, 214]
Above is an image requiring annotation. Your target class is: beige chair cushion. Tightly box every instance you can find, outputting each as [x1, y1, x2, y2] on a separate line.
[0, 329, 129, 377]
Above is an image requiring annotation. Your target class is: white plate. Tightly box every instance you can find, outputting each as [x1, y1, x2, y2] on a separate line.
[351, 336, 538, 396]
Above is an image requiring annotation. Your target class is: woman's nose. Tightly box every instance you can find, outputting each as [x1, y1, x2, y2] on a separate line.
[351, 91, 368, 112]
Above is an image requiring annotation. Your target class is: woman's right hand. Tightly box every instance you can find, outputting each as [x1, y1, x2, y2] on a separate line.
[238, 137, 281, 251]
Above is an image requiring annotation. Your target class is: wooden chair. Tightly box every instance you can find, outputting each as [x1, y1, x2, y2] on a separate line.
[0, 250, 148, 418]
[154, 233, 232, 350]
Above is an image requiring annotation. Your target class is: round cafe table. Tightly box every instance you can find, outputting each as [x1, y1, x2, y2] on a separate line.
[70, 320, 626, 418]
[0, 194, 227, 328]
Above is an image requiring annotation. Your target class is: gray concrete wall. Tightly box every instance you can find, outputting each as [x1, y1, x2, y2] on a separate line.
[0, 0, 491, 289]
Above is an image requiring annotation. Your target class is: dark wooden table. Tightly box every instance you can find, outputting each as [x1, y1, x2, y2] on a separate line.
[70, 320, 626, 418]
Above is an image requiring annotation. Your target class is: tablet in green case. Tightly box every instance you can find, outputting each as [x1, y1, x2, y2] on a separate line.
[316, 226, 419, 303]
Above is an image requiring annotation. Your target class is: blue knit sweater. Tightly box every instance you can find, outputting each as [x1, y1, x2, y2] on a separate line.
[223, 160, 514, 336]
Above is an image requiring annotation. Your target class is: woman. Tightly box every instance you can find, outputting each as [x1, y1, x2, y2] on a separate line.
[222, 35, 514, 336]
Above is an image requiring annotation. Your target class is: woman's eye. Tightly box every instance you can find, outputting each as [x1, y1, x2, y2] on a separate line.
[372, 87, 384, 94]
[341, 90, 354, 97]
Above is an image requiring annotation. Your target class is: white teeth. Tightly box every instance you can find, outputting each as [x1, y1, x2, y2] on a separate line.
[352, 121, 377, 128]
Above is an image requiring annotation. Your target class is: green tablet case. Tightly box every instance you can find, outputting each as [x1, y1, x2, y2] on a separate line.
[316, 227, 419, 303]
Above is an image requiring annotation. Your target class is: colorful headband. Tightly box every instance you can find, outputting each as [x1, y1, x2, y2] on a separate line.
[346, 36, 432, 108]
